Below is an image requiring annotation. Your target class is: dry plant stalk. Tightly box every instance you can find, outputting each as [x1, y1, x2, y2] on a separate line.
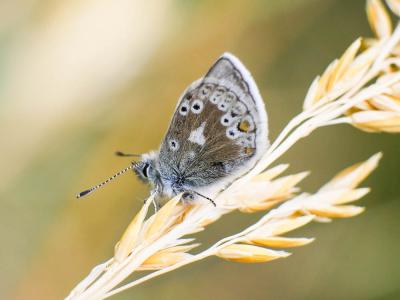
[66, 1, 400, 299]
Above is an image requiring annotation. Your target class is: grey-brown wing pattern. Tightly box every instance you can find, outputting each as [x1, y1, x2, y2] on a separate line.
[158, 53, 269, 193]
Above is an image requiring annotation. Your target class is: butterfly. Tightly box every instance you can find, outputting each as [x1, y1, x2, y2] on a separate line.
[77, 53, 269, 206]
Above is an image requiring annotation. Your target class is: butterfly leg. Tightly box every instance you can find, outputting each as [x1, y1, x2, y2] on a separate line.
[146, 187, 161, 212]
[152, 199, 160, 212]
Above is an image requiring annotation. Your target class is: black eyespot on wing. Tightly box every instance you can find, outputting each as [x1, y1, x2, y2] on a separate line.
[179, 100, 190, 116]
[191, 99, 204, 114]
[168, 139, 180, 151]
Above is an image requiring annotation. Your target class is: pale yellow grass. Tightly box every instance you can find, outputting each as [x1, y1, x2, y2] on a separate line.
[66, 1, 400, 299]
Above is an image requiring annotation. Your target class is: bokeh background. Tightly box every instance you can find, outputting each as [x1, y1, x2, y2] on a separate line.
[1, 0, 399, 299]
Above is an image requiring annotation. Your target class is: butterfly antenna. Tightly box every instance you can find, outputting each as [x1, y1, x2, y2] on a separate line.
[191, 190, 216, 207]
[76, 163, 136, 199]
[115, 151, 141, 157]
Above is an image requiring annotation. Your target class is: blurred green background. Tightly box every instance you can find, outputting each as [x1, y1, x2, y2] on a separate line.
[1, 0, 399, 299]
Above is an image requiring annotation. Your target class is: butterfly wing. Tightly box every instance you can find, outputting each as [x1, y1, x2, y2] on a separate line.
[158, 53, 269, 196]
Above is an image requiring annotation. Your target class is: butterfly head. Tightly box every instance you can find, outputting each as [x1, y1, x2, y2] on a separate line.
[133, 151, 160, 186]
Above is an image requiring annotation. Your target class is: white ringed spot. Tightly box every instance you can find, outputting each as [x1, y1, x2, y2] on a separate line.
[191, 99, 204, 114]
[226, 126, 241, 140]
[168, 139, 180, 151]
[179, 100, 190, 116]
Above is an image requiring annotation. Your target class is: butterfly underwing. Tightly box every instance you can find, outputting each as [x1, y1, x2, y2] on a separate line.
[133, 53, 269, 204]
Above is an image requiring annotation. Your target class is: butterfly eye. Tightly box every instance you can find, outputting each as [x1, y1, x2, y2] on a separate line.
[179, 100, 190, 116]
[191, 100, 204, 114]
[168, 139, 180, 151]
[142, 163, 150, 178]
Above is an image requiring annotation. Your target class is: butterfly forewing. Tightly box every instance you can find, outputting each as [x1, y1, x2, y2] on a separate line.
[158, 53, 269, 195]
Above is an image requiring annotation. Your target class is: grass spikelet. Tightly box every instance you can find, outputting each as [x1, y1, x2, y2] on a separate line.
[244, 236, 314, 248]
[351, 110, 400, 132]
[137, 244, 199, 270]
[370, 95, 400, 112]
[307, 205, 365, 218]
[367, 0, 392, 38]
[320, 152, 381, 190]
[257, 216, 315, 237]
[303, 75, 321, 110]
[314, 188, 370, 205]
[340, 43, 378, 83]
[143, 195, 184, 242]
[386, 0, 400, 16]
[114, 194, 153, 261]
[137, 252, 193, 270]
[334, 188, 371, 204]
[236, 172, 308, 213]
[314, 59, 339, 100]
[66, 1, 400, 298]
[252, 164, 289, 181]
[216, 244, 291, 263]
[331, 38, 362, 85]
